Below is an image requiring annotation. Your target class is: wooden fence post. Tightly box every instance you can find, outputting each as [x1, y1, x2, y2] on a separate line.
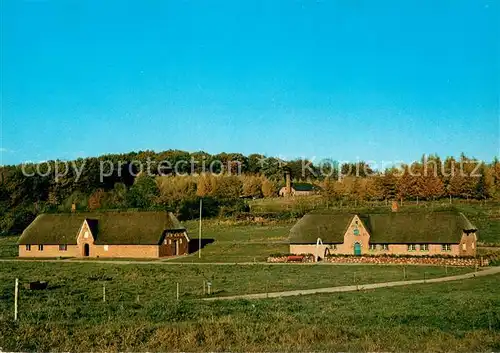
[176, 282, 180, 300]
[14, 278, 18, 321]
[103, 283, 106, 302]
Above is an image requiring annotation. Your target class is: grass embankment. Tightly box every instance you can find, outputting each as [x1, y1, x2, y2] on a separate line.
[177, 220, 292, 262]
[0, 236, 18, 258]
[0, 262, 497, 351]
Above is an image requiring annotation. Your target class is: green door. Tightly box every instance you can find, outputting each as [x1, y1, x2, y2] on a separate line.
[354, 243, 361, 256]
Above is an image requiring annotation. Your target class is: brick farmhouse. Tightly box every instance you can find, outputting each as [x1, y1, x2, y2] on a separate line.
[278, 170, 320, 197]
[289, 210, 477, 260]
[18, 211, 190, 258]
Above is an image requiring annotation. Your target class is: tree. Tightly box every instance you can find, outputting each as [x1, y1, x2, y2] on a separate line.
[322, 178, 341, 201]
[196, 174, 217, 197]
[109, 183, 128, 208]
[213, 176, 242, 199]
[88, 189, 106, 210]
[127, 175, 159, 208]
[261, 177, 277, 197]
[242, 176, 262, 198]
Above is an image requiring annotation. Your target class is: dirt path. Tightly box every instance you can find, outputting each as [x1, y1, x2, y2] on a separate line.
[202, 266, 500, 301]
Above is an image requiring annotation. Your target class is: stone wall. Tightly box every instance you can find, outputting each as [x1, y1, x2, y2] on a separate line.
[323, 255, 481, 267]
[267, 255, 487, 266]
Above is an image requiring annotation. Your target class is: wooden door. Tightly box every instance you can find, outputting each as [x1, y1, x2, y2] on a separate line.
[354, 243, 361, 256]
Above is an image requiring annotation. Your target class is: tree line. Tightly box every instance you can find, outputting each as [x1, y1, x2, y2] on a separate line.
[0, 150, 499, 235]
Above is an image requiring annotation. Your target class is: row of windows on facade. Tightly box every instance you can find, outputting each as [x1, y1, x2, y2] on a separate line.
[25, 245, 67, 251]
[25, 244, 69, 251]
[25, 239, 183, 252]
[328, 243, 466, 251]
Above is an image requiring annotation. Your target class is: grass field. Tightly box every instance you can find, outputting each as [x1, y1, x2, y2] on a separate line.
[0, 261, 498, 351]
[0, 236, 18, 258]
[176, 220, 291, 262]
[0, 261, 472, 299]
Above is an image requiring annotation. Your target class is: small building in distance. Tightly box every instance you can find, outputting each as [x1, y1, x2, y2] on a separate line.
[289, 210, 477, 259]
[18, 211, 190, 259]
[279, 170, 320, 197]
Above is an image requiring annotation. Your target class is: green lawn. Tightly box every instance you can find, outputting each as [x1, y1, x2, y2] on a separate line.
[0, 235, 18, 258]
[175, 220, 292, 262]
[183, 219, 293, 243]
[0, 261, 497, 352]
[0, 262, 472, 300]
[454, 203, 500, 245]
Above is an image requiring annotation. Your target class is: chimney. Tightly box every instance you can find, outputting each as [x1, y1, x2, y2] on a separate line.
[285, 171, 291, 196]
[391, 201, 399, 212]
[71, 203, 76, 213]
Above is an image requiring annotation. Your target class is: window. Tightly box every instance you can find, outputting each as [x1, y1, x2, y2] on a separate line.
[442, 244, 451, 251]
[330, 244, 337, 250]
[104, 245, 109, 251]
[369, 244, 377, 251]
[353, 228, 360, 236]
[407, 244, 416, 251]
[471, 243, 475, 250]
[168, 239, 171, 245]
[38, 245, 44, 251]
[420, 244, 429, 251]
[462, 243, 466, 251]
[179, 239, 182, 244]
[381, 244, 389, 251]
[84, 231, 89, 239]
[26, 245, 31, 251]
[59, 244, 67, 251]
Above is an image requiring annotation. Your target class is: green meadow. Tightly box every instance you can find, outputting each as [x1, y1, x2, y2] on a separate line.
[0, 261, 498, 352]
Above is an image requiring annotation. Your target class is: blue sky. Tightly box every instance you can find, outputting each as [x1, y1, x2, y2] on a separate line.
[1, 0, 498, 166]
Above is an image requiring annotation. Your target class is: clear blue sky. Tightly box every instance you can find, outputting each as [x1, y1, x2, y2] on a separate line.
[1, 0, 498, 166]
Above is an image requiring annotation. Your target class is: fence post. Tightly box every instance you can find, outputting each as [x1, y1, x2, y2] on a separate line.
[103, 283, 106, 302]
[14, 278, 18, 321]
[403, 267, 406, 280]
[176, 282, 180, 300]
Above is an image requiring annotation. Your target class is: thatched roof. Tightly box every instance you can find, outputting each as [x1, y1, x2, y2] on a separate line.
[18, 211, 185, 245]
[289, 211, 476, 244]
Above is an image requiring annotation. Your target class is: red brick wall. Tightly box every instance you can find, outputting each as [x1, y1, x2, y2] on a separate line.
[19, 245, 79, 258]
[159, 233, 189, 256]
